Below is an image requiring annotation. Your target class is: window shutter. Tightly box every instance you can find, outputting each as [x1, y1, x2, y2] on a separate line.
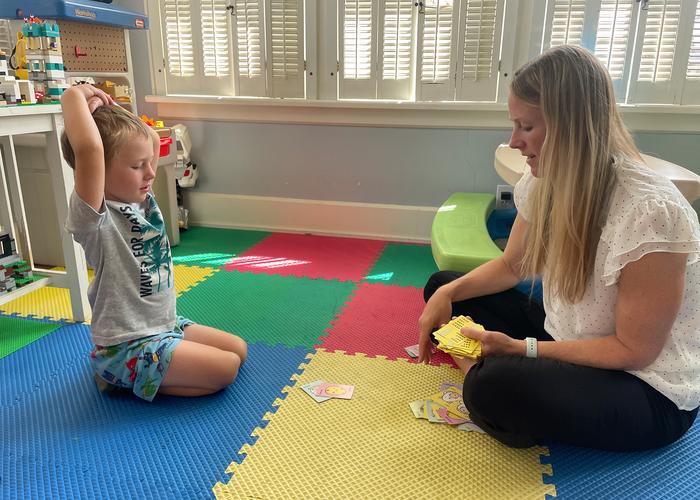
[232, 0, 267, 96]
[378, 0, 415, 99]
[593, 0, 637, 97]
[683, 1, 700, 103]
[688, 3, 700, 79]
[201, 0, 231, 77]
[339, 0, 376, 99]
[454, 0, 504, 102]
[545, 0, 587, 48]
[417, 0, 459, 101]
[162, 0, 195, 79]
[267, 0, 305, 98]
[0, 20, 12, 56]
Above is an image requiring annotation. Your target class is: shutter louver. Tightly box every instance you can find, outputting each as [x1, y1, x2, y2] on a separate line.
[686, 2, 700, 79]
[201, 0, 231, 77]
[594, 0, 634, 80]
[268, 0, 304, 97]
[638, 0, 680, 82]
[548, 0, 586, 48]
[421, 0, 455, 84]
[270, 0, 301, 79]
[344, 0, 373, 80]
[163, 0, 195, 77]
[0, 20, 12, 56]
[235, 0, 263, 79]
[382, 0, 413, 80]
[461, 0, 498, 81]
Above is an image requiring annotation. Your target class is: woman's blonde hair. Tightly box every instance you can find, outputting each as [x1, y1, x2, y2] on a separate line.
[61, 104, 152, 169]
[511, 45, 641, 303]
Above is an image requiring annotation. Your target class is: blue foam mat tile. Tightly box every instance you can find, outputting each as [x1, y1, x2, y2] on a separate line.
[1, 325, 312, 500]
[547, 418, 700, 499]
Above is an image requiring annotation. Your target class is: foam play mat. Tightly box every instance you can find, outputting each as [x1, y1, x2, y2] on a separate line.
[2, 227, 699, 499]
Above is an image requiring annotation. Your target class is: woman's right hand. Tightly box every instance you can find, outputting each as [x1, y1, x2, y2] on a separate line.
[417, 289, 453, 364]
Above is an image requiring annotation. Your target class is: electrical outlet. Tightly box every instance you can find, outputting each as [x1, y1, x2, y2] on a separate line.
[495, 184, 515, 210]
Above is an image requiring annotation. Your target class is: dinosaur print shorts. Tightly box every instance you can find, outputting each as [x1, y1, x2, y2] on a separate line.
[91, 316, 194, 401]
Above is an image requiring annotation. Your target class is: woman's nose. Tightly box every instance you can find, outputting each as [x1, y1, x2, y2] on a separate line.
[508, 131, 522, 149]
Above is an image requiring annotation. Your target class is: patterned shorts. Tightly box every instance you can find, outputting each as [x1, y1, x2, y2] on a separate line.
[91, 316, 194, 402]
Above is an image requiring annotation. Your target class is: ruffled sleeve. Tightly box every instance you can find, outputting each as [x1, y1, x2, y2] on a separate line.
[600, 197, 700, 286]
[514, 169, 536, 222]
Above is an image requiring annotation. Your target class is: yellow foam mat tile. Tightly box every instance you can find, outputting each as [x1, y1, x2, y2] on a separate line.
[2, 265, 215, 322]
[0, 286, 76, 323]
[174, 264, 217, 297]
[214, 349, 556, 499]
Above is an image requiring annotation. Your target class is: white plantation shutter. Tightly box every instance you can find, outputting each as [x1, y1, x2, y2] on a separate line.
[629, 0, 698, 104]
[684, 1, 700, 103]
[232, 0, 266, 96]
[454, 0, 504, 101]
[201, 0, 231, 77]
[267, 0, 305, 97]
[162, 0, 195, 82]
[340, 0, 376, 99]
[0, 20, 12, 56]
[160, 0, 235, 94]
[688, 3, 700, 79]
[593, 0, 636, 96]
[544, 0, 587, 49]
[417, 0, 459, 100]
[378, 0, 415, 99]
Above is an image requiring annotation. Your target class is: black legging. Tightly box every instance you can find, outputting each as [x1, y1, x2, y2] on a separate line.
[425, 271, 698, 451]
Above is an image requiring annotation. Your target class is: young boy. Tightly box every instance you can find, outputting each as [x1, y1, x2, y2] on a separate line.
[61, 84, 247, 401]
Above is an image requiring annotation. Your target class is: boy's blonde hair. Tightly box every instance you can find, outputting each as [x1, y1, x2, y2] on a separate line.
[511, 45, 641, 304]
[61, 104, 152, 169]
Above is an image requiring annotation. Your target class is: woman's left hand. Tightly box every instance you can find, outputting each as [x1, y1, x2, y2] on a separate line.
[460, 327, 522, 357]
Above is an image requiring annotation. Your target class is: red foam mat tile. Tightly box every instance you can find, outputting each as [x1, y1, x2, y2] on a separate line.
[225, 233, 386, 282]
[318, 282, 456, 366]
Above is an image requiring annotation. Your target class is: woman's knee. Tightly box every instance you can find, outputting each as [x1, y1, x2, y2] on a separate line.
[424, 271, 461, 302]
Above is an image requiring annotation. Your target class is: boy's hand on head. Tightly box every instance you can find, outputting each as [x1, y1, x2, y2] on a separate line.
[63, 84, 114, 111]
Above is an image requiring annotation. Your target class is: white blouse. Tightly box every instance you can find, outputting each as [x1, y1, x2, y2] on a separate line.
[514, 157, 700, 410]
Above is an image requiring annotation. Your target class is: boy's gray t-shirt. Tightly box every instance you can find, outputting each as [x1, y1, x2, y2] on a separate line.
[65, 191, 176, 346]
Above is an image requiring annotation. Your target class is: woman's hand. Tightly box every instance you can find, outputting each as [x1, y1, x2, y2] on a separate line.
[460, 327, 522, 357]
[417, 290, 452, 364]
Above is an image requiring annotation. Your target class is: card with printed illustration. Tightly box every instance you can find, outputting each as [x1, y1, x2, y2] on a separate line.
[314, 382, 355, 400]
[428, 388, 470, 420]
[301, 380, 331, 403]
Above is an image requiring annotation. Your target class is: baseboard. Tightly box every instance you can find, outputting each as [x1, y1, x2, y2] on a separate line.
[183, 192, 437, 243]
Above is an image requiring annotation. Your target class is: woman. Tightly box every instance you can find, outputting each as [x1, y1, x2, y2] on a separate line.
[418, 45, 700, 451]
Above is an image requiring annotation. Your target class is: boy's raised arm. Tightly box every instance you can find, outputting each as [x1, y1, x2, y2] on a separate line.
[61, 85, 114, 211]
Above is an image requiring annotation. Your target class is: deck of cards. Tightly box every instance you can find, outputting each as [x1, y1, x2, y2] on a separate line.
[409, 382, 484, 433]
[301, 380, 355, 403]
[432, 315, 484, 359]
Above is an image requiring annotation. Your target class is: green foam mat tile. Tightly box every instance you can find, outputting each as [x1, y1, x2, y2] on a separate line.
[0, 315, 62, 359]
[172, 227, 271, 267]
[365, 242, 439, 288]
[176, 270, 357, 348]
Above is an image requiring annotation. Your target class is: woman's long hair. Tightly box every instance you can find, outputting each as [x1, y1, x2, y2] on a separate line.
[511, 45, 641, 303]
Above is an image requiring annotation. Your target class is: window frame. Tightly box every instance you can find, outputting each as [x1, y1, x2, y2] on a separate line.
[144, 0, 700, 131]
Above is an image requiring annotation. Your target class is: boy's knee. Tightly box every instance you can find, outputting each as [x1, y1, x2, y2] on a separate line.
[237, 339, 248, 365]
[215, 352, 241, 388]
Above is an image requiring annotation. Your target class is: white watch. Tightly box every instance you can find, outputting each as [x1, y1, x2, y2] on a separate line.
[525, 337, 538, 358]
